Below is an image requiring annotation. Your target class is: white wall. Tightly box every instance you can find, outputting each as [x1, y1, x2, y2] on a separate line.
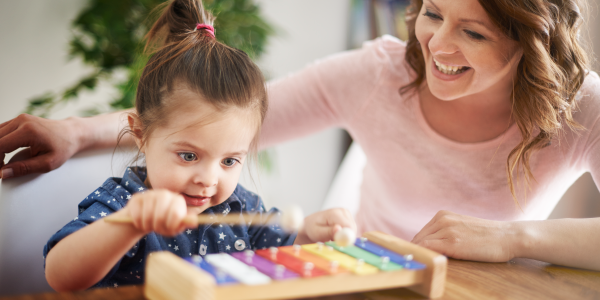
[0, 0, 350, 216]
[0, 0, 598, 217]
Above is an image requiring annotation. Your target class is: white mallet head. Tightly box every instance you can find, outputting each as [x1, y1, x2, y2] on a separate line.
[280, 205, 304, 232]
[334, 227, 356, 247]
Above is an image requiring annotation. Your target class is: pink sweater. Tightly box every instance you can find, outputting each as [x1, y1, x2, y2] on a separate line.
[260, 35, 600, 240]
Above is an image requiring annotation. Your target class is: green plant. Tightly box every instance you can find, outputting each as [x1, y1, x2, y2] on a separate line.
[25, 0, 274, 117]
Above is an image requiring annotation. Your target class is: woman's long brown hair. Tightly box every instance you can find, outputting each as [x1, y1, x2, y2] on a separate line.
[402, 0, 589, 205]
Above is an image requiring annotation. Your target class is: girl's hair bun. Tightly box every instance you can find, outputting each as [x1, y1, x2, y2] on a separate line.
[146, 0, 216, 49]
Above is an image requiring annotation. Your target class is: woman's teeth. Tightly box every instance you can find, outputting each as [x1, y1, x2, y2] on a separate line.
[434, 59, 469, 75]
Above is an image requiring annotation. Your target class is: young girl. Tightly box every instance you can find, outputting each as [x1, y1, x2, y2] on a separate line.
[42, 0, 355, 291]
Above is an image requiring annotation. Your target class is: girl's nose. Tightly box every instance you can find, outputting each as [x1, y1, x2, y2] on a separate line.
[193, 163, 218, 187]
[428, 24, 460, 56]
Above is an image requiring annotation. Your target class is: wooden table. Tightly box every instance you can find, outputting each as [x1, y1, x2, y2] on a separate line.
[4, 258, 600, 300]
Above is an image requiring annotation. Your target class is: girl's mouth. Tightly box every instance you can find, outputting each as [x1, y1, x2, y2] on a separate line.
[182, 193, 211, 207]
[433, 58, 471, 75]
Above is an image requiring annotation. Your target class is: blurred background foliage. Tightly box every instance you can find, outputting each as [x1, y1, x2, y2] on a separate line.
[24, 0, 274, 117]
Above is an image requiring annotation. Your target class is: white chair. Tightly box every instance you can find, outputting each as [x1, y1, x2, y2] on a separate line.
[0, 148, 132, 296]
[321, 142, 366, 216]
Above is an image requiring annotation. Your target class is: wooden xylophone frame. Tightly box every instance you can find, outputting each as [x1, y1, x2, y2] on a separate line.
[144, 231, 448, 300]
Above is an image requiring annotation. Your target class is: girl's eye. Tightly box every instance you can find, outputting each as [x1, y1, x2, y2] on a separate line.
[423, 10, 442, 21]
[465, 30, 486, 41]
[222, 158, 239, 167]
[179, 153, 197, 162]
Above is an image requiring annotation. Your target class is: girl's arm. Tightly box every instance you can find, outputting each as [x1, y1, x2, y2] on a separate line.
[0, 109, 133, 179]
[45, 189, 196, 291]
[411, 211, 600, 271]
[44, 209, 144, 291]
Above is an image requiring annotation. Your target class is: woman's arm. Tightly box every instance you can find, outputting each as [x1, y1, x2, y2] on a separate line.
[411, 211, 600, 270]
[45, 209, 145, 291]
[0, 110, 133, 179]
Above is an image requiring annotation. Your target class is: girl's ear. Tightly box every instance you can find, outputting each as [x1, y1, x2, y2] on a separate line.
[128, 114, 145, 153]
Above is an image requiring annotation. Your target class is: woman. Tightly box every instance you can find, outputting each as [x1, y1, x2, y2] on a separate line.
[2, 0, 599, 270]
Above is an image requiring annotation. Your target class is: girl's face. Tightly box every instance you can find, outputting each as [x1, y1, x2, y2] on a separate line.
[133, 86, 258, 215]
[415, 0, 522, 101]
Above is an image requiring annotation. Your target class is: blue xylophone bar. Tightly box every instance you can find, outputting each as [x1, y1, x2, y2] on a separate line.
[354, 238, 427, 270]
[185, 255, 238, 285]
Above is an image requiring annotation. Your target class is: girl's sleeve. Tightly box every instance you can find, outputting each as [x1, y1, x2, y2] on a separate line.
[42, 181, 138, 287]
[259, 38, 393, 148]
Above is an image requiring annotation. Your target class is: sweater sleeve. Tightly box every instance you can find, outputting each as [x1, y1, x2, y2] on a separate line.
[577, 72, 600, 183]
[259, 37, 399, 148]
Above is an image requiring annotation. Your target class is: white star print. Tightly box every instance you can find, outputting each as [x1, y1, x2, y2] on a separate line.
[219, 232, 226, 240]
[91, 216, 96, 219]
[126, 181, 129, 186]
[127, 195, 131, 199]
[95, 191, 100, 195]
[226, 245, 231, 250]
[277, 238, 281, 243]
[174, 246, 179, 251]
[74, 217, 78, 221]
[138, 187, 144, 191]
[219, 224, 223, 227]
[116, 186, 121, 189]
[107, 200, 110, 203]
[100, 212, 107, 217]
[168, 244, 172, 247]
[186, 229, 192, 235]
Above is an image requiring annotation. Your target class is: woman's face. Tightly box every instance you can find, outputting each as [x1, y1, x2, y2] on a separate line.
[415, 0, 522, 101]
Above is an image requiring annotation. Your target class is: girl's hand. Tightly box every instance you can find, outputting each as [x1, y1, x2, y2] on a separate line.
[411, 210, 519, 262]
[121, 189, 197, 236]
[294, 208, 357, 245]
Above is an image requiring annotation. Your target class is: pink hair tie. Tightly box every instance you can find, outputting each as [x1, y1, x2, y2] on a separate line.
[195, 23, 215, 38]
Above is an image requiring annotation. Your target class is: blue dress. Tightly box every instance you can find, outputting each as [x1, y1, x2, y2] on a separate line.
[43, 167, 296, 288]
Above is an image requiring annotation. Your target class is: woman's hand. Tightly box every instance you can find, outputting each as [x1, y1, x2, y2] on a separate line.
[121, 189, 198, 236]
[411, 210, 519, 262]
[0, 114, 82, 179]
[294, 208, 357, 245]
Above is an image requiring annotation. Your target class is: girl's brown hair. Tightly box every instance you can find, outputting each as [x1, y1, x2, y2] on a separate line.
[123, 0, 267, 154]
[402, 0, 589, 204]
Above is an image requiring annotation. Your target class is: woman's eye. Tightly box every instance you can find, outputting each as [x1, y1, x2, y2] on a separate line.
[222, 158, 239, 167]
[423, 10, 442, 20]
[178, 153, 197, 162]
[465, 30, 485, 40]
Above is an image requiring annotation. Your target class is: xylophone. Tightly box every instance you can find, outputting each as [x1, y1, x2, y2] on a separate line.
[144, 231, 448, 300]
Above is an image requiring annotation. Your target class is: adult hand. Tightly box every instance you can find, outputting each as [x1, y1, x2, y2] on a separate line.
[411, 210, 519, 262]
[294, 208, 357, 245]
[0, 114, 81, 179]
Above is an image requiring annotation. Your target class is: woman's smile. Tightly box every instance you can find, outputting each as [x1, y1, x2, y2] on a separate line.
[431, 56, 471, 81]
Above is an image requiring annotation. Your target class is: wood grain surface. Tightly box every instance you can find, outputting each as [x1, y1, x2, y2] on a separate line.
[3, 258, 600, 300]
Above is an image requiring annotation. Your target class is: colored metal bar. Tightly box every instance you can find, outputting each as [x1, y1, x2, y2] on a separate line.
[302, 243, 379, 275]
[326, 242, 404, 271]
[256, 248, 328, 278]
[231, 251, 299, 280]
[354, 238, 426, 270]
[185, 255, 238, 285]
[204, 253, 271, 285]
[279, 245, 350, 275]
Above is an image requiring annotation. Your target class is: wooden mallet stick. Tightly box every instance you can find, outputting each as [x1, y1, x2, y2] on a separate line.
[103, 205, 305, 232]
